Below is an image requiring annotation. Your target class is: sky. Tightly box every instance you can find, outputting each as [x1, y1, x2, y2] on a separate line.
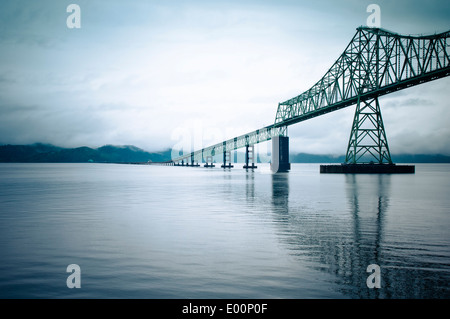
[0, 0, 449, 156]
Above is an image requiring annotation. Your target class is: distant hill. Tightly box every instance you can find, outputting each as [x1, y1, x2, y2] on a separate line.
[0, 143, 172, 163]
[1, 143, 449, 163]
[290, 153, 345, 163]
[390, 154, 450, 163]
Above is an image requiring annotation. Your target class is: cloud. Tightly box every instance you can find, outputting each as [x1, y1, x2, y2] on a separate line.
[0, 0, 449, 155]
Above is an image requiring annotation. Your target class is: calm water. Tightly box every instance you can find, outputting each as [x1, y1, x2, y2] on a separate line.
[0, 163, 449, 299]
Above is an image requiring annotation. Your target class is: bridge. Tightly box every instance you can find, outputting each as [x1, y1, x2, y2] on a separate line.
[165, 26, 450, 173]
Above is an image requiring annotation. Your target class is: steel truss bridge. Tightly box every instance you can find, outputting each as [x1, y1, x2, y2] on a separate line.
[169, 26, 450, 168]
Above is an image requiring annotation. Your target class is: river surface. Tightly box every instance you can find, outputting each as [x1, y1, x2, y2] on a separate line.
[0, 163, 449, 298]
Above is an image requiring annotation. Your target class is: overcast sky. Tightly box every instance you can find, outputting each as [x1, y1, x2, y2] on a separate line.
[0, 0, 449, 155]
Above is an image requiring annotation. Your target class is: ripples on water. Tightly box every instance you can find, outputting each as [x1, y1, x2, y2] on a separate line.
[0, 163, 449, 298]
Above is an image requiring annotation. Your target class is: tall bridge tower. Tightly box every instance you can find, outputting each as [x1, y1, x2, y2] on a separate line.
[274, 27, 449, 173]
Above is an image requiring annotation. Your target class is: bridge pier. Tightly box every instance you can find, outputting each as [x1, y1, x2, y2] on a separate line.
[243, 145, 257, 169]
[189, 154, 200, 167]
[188, 162, 200, 167]
[204, 155, 215, 168]
[320, 163, 415, 173]
[320, 96, 415, 174]
[271, 136, 291, 173]
[221, 150, 234, 168]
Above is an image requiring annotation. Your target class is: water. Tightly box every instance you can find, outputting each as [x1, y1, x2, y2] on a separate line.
[0, 163, 449, 299]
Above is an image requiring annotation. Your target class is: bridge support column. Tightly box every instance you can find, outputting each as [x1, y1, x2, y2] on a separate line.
[221, 150, 234, 168]
[243, 145, 257, 169]
[190, 154, 199, 167]
[320, 96, 414, 174]
[204, 155, 215, 168]
[271, 136, 291, 173]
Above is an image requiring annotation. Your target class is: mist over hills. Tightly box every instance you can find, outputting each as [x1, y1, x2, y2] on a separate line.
[0, 143, 171, 163]
[0, 143, 449, 163]
[289, 153, 450, 163]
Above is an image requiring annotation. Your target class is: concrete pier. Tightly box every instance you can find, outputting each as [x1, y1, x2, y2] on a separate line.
[204, 155, 215, 168]
[270, 136, 291, 173]
[221, 150, 234, 168]
[243, 145, 257, 169]
[320, 163, 415, 174]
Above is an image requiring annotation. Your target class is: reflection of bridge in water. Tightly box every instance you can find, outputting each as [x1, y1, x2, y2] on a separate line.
[264, 171, 448, 298]
[165, 27, 449, 174]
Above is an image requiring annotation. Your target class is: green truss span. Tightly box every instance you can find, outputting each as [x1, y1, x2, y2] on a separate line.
[274, 27, 450, 126]
[172, 27, 450, 163]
